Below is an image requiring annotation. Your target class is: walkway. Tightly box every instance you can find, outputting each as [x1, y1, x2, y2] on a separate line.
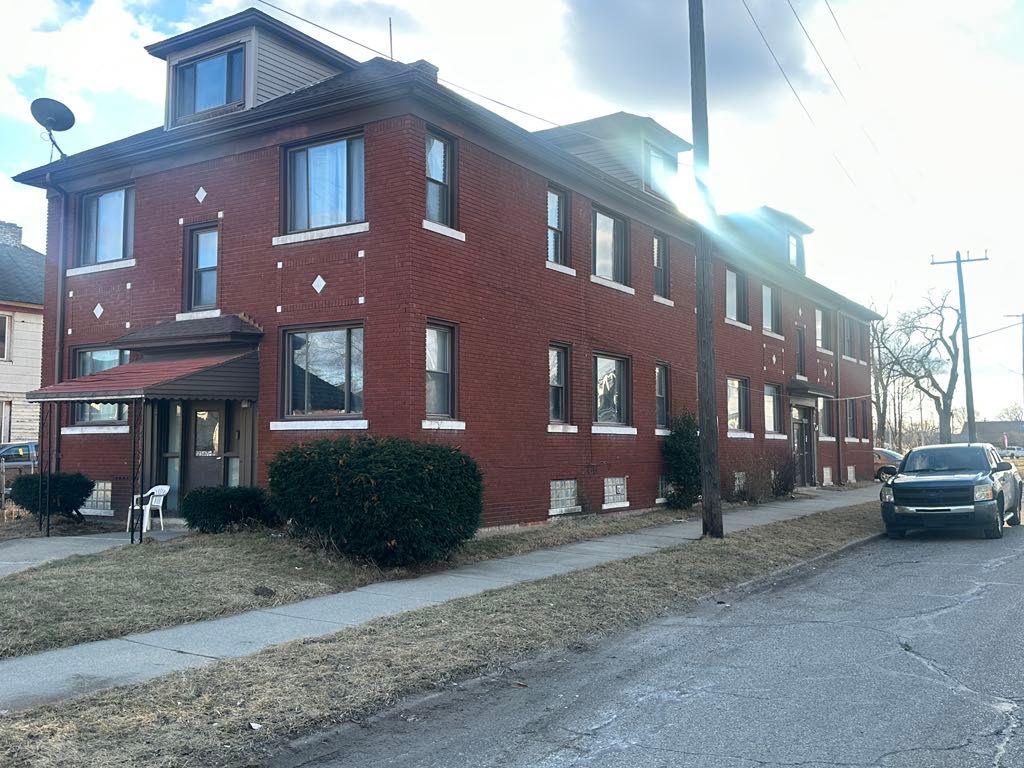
[0, 486, 878, 712]
[0, 529, 185, 578]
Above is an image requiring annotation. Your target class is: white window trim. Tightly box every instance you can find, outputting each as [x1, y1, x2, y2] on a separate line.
[545, 261, 576, 277]
[272, 222, 369, 247]
[422, 419, 466, 430]
[61, 425, 130, 435]
[724, 317, 752, 331]
[653, 295, 674, 307]
[861, 438, 870, 443]
[655, 497, 668, 505]
[82, 507, 115, 517]
[819, 435, 837, 442]
[844, 437, 861, 444]
[817, 347, 834, 356]
[175, 308, 221, 321]
[590, 274, 635, 295]
[858, 359, 868, 366]
[655, 427, 671, 436]
[591, 424, 638, 435]
[602, 500, 630, 510]
[0, 314, 10, 361]
[765, 433, 788, 440]
[66, 259, 136, 277]
[794, 374, 809, 381]
[727, 430, 755, 439]
[841, 354, 857, 363]
[548, 505, 582, 517]
[762, 329, 785, 341]
[547, 424, 579, 433]
[269, 419, 368, 431]
[422, 219, 467, 241]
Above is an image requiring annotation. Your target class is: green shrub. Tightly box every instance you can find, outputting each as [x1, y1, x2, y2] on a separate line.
[662, 411, 701, 509]
[181, 486, 277, 533]
[9, 473, 95, 521]
[269, 436, 483, 567]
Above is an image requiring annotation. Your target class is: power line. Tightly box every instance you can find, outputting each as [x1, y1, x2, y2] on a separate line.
[823, 0, 864, 72]
[971, 319, 1023, 342]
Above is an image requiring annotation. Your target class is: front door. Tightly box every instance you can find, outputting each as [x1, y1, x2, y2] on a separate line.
[791, 406, 815, 486]
[185, 401, 224, 492]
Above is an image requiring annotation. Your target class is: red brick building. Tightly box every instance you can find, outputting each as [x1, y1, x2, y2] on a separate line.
[17, 9, 876, 525]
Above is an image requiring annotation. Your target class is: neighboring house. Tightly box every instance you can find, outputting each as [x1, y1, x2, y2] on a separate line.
[0, 221, 44, 443]
[15, 8, 876, 524]
[954, 422, 1024, 448]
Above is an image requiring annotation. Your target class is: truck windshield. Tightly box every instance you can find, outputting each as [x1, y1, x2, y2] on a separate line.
[902, 447, 988, 473]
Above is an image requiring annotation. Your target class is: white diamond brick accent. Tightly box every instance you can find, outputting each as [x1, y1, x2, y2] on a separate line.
[195, 186, 207, 203]
[312, 275, 326, 294]
[93, 303, 104, 319]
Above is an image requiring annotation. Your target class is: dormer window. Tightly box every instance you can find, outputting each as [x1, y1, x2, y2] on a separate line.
[644, 143, 676, 199]
[788, 232, 805, 271]
[174, 46, 244, 121]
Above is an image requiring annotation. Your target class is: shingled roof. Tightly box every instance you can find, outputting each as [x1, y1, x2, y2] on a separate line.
[0, 240, 44, 306]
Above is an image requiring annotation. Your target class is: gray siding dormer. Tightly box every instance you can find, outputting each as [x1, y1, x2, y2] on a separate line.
[253, 30, 338, 105]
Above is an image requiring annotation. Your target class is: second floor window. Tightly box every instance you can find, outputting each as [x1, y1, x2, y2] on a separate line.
[288, 136, 365, 233]
[818, 397, 834, 436]
[842, 317, 855, 357]
[425, 132, 453, 226]
[547, 188, 566, 265]
[426, 324, 454, 417]
[286, 326, 364, 416]
[655, 363, 670, 427]
[75, 349, 129, 423]
[726, 268, 748, 324]
[653, 234, 669, 298]
[549, 345, 568, 423]
[762, 284, 781, 334]
[816, 309, 834, 352]
[0, 315, 9, 360]
[727, 377, 750, 431]
[764, 384, 783, 433]
[175, 46, 244, 119]
[80, 187, 134, 266]
[594, 354, 628, 425]
[188, 227, 218, 310]
[592, 209, 627, 285]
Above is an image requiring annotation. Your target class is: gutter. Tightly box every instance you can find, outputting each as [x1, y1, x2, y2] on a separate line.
[836, 311, 844, 485]
[43, 173, 68, 472]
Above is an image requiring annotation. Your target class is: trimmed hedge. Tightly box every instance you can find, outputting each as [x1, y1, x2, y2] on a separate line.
[662, 411, 701, 509]
[269, 436, 482, 567]
[9, 473, 95, 521]
[180, 486, 277, 533]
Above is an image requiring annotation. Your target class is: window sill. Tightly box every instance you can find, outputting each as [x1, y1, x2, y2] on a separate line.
[844, 437, 861, 444]
[655, 427, 671, 436]
[547, 424, 579, 433]
[269, 419, 368, 431]
[176, 308, 221, 321]
[816, 347, 834, 356]
[61, 425, 129, 435]
[655, 497, 668, 505]
[591, 424, 637, 435]
[66, 259, 136, 277]
[794, 374, 808, 381]
[272, 222, 370, 247]
[841, 354, 857, 363]
[422, 219, 466, 241]
[590, 274, 635, 295]
[653, 295, 674, 307]
[81, 508, 115, 517]
[422, 419, 466, 430]
[819, 435, 836, 442]
[861, 438, 870, 443]
[724, 317, 752, 331]
[548, 505, 582, 517]
[762, 329, 785, 341]
[727, 430, 755, 439]
[545, 261, 576, 277]
[765, 433, 788, 440]
[602, 501, 630, 510]
[858, 359, 868, 366]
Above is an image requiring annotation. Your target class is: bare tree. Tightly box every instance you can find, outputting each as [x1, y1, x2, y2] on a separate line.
[998, 403, 1024, 421]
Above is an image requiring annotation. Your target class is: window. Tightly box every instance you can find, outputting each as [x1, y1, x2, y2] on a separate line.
[0, 314, 9, 360]
[0, 401, 11, 442]
[81, 481, 113, 512]
[286, 326, 364, 416]
[426, 324, 454, 417]
[287, 136, 365, 233]
[594, 354, 629, 425]
[644, 143, 676, 198]
[727, 377, 750, 431]
[655, 363, 670, 427]
[842, 317, 855, 357]
[764, 384, 783, 434]
[75, 349, 129, 422]
[425, 132, 453, 226]
[846, 400, 858, 438]
[547, 187, 566, 265]
[592, 208, 627, 285]
[795, 328, 806, 375]
[788, 233, 804, 270]
[726, 268, 748, 324]
[860, 323, 870, 361]
[816, 309, 834, 351]
[175, 46, 244, 119]
[604, 476, 628, 506]
[653, 234, 669, 298]
[187, 227, 218, 310]
[549, 479, 580, 515]
[80, 187, 135, 266]
[818, 397, 834, 437]
[762, 284, 781, 333]
[549, 345, 569, 423]
[862, 400, 871, 438]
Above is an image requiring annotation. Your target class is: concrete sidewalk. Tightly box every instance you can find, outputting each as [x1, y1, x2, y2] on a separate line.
[0, 486, 877, 712]
[0, 529, 186, 578]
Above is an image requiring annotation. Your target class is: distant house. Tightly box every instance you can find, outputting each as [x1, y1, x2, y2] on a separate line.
[0, 221, 44, 442]
[954, 421, 1024, 448]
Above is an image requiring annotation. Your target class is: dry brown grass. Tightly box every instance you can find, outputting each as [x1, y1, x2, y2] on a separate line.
[0, 506, 686, 659]
[0, 506, 120, 543]
[0, 501, 882, 768]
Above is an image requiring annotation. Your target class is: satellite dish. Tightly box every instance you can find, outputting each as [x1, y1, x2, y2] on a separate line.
[30, 98, 75, 160]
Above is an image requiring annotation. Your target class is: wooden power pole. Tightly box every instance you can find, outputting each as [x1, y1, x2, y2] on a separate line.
[688, 0, 724, 537]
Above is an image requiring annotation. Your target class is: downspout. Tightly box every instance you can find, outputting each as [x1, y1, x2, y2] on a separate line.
[836, 310, 844, 485]
[44, 173, 68, 473]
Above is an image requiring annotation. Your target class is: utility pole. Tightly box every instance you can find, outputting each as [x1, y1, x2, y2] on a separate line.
[688, 0, 723, 537]
[1004, 313, 1024, 418]
[931, 250, 988, 442]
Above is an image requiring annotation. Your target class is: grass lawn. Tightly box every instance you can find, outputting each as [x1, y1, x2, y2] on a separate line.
[0, 506, 121, 543]
[0, 501, 882, 768]
[0, 505, 685, 659]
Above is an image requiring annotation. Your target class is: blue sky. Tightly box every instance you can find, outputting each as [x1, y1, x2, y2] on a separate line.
[4, 0, 1024, 419]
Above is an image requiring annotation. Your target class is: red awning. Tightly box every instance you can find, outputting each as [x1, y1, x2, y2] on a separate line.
[27, 352, 259, 403]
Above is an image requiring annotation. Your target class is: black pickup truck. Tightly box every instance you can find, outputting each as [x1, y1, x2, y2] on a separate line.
[879, 443, 1021, 539]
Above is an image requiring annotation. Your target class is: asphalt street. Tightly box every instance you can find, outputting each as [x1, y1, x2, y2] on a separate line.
[280, 524, 1024, 768]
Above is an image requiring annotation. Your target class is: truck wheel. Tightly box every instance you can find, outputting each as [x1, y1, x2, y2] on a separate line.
[1010, 492, 1022, 527]
[985, 507, 1005, 539]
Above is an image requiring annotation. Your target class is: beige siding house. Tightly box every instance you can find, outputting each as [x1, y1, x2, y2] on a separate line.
[0, 221, 44, 442]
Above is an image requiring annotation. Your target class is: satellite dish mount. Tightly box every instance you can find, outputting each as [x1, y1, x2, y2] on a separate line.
[30, 98, 76, 161]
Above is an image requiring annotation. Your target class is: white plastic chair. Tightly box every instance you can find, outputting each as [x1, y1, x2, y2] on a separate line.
[127, 485, 171, 533]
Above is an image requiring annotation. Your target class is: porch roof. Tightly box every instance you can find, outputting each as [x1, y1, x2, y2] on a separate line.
[27, 352, 259, 403]
[787, 378, 835, 399]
